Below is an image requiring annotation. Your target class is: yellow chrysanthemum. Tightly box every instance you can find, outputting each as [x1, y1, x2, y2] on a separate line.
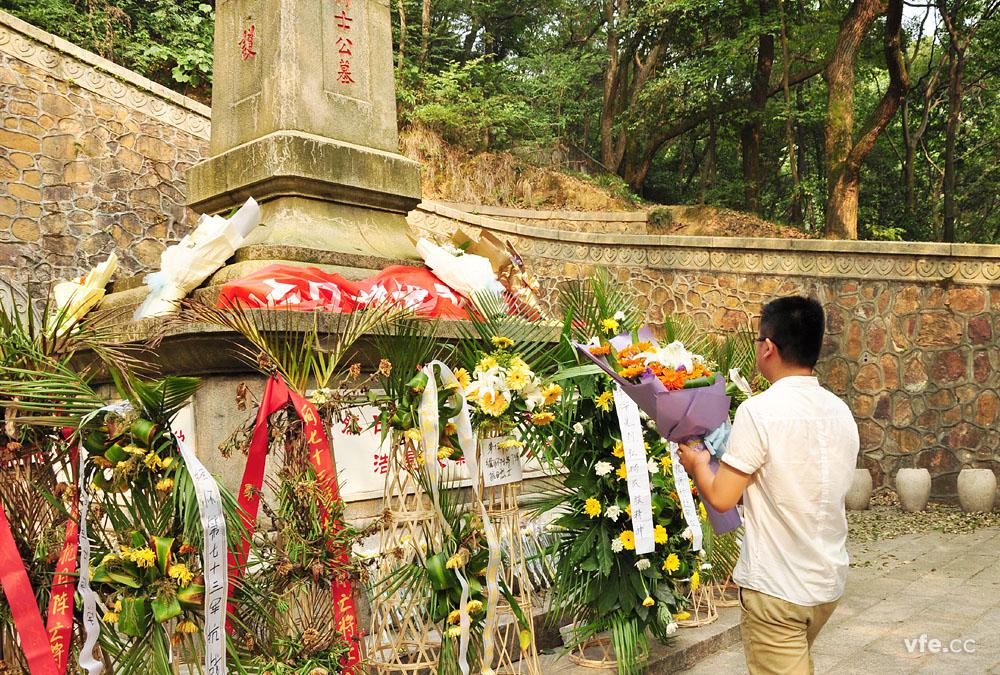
[447, 609, 462, 624]
[625, 505, 632, 517]
[662, 553, 680, 573]
[143, 453, 164, 470]
[583, 498, 602, 518]
[510, 357, 529, 370]
[690, 571, 701, 592]
[699, 502, 708, 520]
[446, 554, 466, 570]
[438, 448, 453, 460]
[673, 611, 691, 621]
[102, 611, 119, 623]
[454, 368, 472, 390]
[505, 369, 530, 391]
[660, 455, 672, 472]
[176, 620, 199, 634]
[444, 422, 458, 435]
[616, 463, 628, 481]
[168, 563, 193, 587]
[404, 428, 422, 443]
[601, 318, 620, 334]
[123, 444, 146, 456]
[129, 547, 156, 568]
[476, 355, 498, 372]
[654, 525, 668, 545]
[612, 441, 625, 458]
[531, 411, 556, 426]
[542, 383, 563, 406]
[620, 531, 636, 550]
[479, 391, 510, 417]
[595, 391, 614, 412]
[467, 600, 485, 614]
[498, 439, 524, 450]
[491, 336, 514, 349]
[155, 478, 174, 492]
[642, 596, 655, 607]
[445, 625, 462, 638]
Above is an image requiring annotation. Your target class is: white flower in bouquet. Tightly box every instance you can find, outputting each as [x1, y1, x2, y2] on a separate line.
[594, 461, 613, 477]
[605, 505, 622, 522]
[611, 537, 624, 553]
[729, 367, 754, 397]
[635, 558, 651, 571]
[701, 562, 713, 571]
[573, 422, 585, 435]
[636, 340, 702, 373]
[613, 310, 626, 322]
[666, 622, 678, 636]
[521, 377, 546, 411]
[647, 458, 659, 474]
[682, 527, 694, 542]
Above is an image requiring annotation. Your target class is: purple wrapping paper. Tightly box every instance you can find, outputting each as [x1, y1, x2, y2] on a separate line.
[575, 339, 742, 534]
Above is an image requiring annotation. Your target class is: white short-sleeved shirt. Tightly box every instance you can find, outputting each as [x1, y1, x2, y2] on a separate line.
[722, 375, 860, 606]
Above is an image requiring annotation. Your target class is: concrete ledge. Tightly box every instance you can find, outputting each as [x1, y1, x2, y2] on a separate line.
[538, 607, 742, 674]
[436, 201, 648, 222]
[188, 131, 422, 214]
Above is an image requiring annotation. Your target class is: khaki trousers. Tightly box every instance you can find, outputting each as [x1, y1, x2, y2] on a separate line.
[738, 587, 839, 675]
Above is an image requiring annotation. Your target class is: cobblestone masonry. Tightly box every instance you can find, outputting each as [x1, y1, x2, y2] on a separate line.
[2, 14, 998, 502]
[0, 10, 209, 296]
[411, 202, 1000, 502]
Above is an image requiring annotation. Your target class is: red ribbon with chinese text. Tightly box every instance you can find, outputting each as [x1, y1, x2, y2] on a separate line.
[228, 374, 361, 671]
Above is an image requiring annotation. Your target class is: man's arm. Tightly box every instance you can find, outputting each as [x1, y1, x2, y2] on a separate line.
[677, 444, 752, 512]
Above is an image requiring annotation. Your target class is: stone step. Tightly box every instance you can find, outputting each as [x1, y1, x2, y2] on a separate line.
[538, 606, 741, 673]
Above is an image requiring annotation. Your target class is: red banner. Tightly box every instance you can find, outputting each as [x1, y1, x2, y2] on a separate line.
[217, 263, 468, 319]
[0, 448, 78, 675]
[228, 374, 361, 671]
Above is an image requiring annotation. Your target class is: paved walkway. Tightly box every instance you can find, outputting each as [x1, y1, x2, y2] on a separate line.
[682, 527, 1000, 674]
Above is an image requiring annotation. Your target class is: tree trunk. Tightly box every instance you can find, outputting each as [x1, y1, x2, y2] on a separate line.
[823, 0, 907, 239]
[420, 0, 431, 67]
[396, 0, 407, 75]
[740, 0, 775, 214]
[780, 4, 802, 223]
[601, 0, 623, 170]
[942, 41, 963, 242]
[701, 112, 718, 202]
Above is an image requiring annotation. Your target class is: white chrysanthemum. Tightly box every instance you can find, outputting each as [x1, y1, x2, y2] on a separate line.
[666, 622, 678, 635]
[573, 422, 585, 435]
[682, 527, 694, 541]
[613, 311, 626, 322]
[611, 538, 624, 553]
[605, 505, 622, 522]
[635, 559, 651, 571]
[594, 461, 614, 477]
[701, 563, 713, 571]
[647, 458, 659, 474]
[636, 340, 700, 373]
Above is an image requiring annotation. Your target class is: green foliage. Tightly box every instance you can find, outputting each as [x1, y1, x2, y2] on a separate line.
[0, 0, 215, 95]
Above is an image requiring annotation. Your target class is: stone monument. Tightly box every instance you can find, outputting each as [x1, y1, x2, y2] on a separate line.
[187, 0, 422, 280]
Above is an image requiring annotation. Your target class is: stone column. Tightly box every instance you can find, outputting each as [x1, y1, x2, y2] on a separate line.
[186, 0, 421, 278]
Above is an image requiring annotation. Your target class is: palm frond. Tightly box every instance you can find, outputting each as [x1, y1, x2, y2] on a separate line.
[177, 300, 411, 393]
[556, 269, 642, 342]
[370, 315, 448, 400]
[458, 291, 566, 374]
[0, 364, 105, 427]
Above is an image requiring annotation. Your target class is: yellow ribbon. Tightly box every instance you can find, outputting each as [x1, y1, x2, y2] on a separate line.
[418, 362, 502, 674]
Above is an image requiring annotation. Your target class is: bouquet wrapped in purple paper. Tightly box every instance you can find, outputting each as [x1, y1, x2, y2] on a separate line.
[576, 326, 742, 534]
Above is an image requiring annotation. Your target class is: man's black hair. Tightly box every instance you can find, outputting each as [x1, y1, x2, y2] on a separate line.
[759, 296, 825, 369]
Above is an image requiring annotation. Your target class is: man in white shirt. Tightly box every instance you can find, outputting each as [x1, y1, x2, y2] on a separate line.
[679, 296, 860, 675]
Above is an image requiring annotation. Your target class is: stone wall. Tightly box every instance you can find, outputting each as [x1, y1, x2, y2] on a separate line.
[411, 202, 1000, 502]
[436, 201, 649, 235]
[0, 10, 209, 296]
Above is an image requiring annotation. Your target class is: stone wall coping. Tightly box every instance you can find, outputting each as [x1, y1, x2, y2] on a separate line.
[0, 10, 210, 136]
[419, 201, 1000, 262]
[435, 200, 648, 222]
